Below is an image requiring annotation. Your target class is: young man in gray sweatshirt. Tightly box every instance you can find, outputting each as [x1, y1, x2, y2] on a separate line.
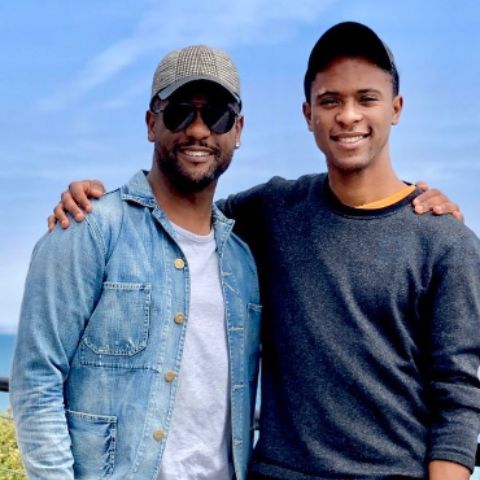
[234, 22, 480, 480]
[48, 22, 479, 480]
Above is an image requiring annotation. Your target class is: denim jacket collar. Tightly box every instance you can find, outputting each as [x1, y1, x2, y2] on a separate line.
[120, 170, 234, 257]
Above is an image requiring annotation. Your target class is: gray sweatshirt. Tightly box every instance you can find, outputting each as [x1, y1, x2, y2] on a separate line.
[220, 173, 480, 479]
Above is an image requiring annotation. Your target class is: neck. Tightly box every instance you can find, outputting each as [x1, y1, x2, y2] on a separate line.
[327, 157, 405, 207]
[147, 165, 215, 236]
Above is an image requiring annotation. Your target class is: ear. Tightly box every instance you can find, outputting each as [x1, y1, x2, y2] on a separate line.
[302, 102, 313, 131]
[146, 110, 156, 142]
[234, 115, 244, 145]
[391, 95, 403, 125]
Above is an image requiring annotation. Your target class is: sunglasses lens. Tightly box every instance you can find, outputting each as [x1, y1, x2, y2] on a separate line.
[162, 103, 196, 132]
[202, 105, 236, 134]
[161, 103, 236, 134]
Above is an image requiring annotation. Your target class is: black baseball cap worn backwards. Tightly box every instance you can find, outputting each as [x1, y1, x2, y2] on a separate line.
[304, 21, 399, 101]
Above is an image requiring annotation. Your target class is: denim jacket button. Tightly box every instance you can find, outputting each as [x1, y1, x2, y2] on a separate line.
[174, 258, 185, 269]
[174, 312, 185, 324]
[153, 429, 165, 442]
[164, 371, 176, 382]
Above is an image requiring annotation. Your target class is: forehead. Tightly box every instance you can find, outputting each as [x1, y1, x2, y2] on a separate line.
[312, 56, 392, 93]
[168, 80, 234, 103]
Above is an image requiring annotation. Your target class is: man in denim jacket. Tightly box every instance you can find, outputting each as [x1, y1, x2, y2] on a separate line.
[11, 45, 261, 480]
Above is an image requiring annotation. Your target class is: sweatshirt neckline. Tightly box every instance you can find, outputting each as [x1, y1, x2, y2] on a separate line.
[321, 176, 420, 219]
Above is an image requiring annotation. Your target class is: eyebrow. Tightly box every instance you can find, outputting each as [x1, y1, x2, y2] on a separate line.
[315, 88, 383, 99]
[357, 88, 383, 95]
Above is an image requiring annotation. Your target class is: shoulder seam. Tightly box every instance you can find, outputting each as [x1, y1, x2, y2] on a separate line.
[84, 214, 107, 257]
[108, 202, 125, 263]
[84, 196, 126, 262]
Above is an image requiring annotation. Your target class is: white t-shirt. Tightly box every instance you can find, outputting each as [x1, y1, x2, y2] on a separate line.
[158, 223, 233, 479]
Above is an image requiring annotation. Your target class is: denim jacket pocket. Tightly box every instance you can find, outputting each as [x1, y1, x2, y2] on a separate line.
[66, 409, 117, 479]
[83, 281, 151, 356]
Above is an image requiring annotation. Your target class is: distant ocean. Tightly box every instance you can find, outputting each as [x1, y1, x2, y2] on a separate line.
[0, 334, 15, 411]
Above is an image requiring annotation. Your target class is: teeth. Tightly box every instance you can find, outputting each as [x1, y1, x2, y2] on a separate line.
[182, 150, 210, 157]
[336, 136, 365, 143]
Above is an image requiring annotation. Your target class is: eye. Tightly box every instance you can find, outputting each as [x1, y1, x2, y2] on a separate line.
[318, 97, 340, 108]
[359, 95, 379, 104]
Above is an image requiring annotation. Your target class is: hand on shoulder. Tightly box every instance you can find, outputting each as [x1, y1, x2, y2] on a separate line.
[47, 180, 106, 231]
[412, 181, 463, 221]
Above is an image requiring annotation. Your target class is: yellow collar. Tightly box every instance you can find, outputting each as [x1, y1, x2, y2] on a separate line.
[355, 185, 416, 210]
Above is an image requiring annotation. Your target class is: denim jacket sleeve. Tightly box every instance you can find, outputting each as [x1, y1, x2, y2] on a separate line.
[10, 216, 106, 479]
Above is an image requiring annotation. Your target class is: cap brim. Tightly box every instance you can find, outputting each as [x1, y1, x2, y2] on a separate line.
[156, 75, 241, 104]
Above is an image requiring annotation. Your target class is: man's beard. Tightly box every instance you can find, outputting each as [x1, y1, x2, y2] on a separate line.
[155, 141, 233, 194]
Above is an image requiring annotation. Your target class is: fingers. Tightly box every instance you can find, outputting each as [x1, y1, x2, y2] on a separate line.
[47, 202, 71, 231]
[89, 180, 107, 196]
[47, 179, 107, 232]
[451, 210, 465, 222]
[415, 180, 429, 192]
[61, 190, 86, 222]
[432, 202, 464, 221]
[412, 188, 441, 213]
[68, 180, 104, 214]
[412, 187, 463, 221]
[47, 214, 59, 232]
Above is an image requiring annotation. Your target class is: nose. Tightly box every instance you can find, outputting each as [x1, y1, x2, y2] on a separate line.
[335, 99, 362, 126]
[184, 110, 210, 140]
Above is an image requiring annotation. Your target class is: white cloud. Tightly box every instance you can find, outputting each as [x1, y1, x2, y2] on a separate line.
[36, 0, 337, 111]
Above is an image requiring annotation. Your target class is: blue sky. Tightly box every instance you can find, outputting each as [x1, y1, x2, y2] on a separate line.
[1, 0, 479, 333]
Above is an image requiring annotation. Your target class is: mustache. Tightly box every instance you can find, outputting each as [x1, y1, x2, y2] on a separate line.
[174, 140, 220, 155]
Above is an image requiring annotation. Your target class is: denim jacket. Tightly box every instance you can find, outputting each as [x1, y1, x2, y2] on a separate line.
[11, 171, 261, 480]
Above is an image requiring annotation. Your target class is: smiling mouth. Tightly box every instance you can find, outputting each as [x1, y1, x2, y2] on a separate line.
[177, 147, 215, 161]
[330, 132, 370, 144]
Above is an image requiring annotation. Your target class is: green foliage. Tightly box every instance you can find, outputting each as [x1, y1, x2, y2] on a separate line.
[0, 411, 25, 479]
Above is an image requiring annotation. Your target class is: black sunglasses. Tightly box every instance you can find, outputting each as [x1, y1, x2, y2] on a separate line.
[156, 102, 239, 134]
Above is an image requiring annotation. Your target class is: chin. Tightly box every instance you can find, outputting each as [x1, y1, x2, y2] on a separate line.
[329, 157, 371, 173]
[173, 172, 216, 193]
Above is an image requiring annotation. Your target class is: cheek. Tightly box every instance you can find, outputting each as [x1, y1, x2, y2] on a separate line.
[218, 131, 238, 153]
[380, 110, 396, 129]
[156, 128, 179, 149]
[312, 116, 330, 143]
[217, 141, 235, 159]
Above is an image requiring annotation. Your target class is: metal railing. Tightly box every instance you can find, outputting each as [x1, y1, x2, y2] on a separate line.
[0, 376, 9, 392]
